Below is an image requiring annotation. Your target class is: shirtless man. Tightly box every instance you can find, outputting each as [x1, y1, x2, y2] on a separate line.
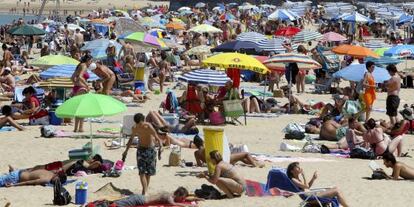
[379, 152, 414, 180]
[2, 44, 13, 66]
[385, 64, 401, 126]
[112, 187, 198, 207]
[122, 113, 162, 195]
[0, 67, 15, 95]
[0, 168, 65, 188]
[320, 115, 347, 141]
[74, 28, 84, 48]
[91, 61, 116, 95]
[121, 41, 135, 61]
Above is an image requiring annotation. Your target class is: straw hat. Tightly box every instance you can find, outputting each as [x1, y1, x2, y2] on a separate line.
[400, 107, 414, 121]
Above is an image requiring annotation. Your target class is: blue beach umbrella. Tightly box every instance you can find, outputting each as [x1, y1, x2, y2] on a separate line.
[178, 69, 230, 86]
[333, 63, 391, 83]
[81, 39, 122, 59]
[236, 32, 267, 43]
[343, 12, 372, 23]
[211, 40, 262, 54]
[384, 45, 414, 58]
[365, 56, 402, 66]
[40, 64, 100, 80]
[268, 9, 299, 21]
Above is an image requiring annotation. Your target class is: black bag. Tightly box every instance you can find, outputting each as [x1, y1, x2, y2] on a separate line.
[53, 179, 72, 206]
[350, 148, 376, 160]
[284, 131, 305, 140]
[195, 184, 222, 200]
[371, 171, 387, 180]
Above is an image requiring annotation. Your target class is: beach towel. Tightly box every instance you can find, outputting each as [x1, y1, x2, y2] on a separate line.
[252, 154, 335, 163]
[98, 128, 121, 134]
[245, 180, 292, 197]
[45, 179, 77, 187]
[245, 113, 280, 118]
[0, 126, 16, 132]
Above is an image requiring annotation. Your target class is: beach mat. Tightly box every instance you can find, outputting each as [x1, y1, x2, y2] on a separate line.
[246, 113, 280, 118]
[0, 126, 17, 132]
[252, 154, 335, 163]
[45, 179, 77, 187]
[245, 180, 291, 197]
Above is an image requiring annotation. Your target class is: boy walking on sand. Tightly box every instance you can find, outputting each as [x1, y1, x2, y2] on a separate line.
[123, 113, 162, 195]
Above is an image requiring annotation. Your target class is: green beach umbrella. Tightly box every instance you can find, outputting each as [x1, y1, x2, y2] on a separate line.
[31, 55, 80, 68]
[8, 24, 46, 36]
[56, 93, 127, 145]
[374, 48, 390, 57]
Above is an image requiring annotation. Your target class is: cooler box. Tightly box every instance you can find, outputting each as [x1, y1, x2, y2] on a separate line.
[49, 111, 62, 125]
[68, 148, 91, 160]
[134, 81, 145, 92]
[75, 181, 88, 205]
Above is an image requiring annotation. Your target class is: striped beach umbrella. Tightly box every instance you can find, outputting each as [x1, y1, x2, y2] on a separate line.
[363, 41, 392, 50]
[365, 56, 402, 66]
[236, 32, 267, 43]
[256, 38, 287, 53]
[343, 12, 372, 23]
[264, 53, 322, 70]
[322, 32, 347, 42]
[292, 30, 323, 43]
[178, 69, 230, 86]
[268, 9, 300, 21]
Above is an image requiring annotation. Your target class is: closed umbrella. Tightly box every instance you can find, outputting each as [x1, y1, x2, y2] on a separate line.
[333, 63, 391, 83]
[202, 52, 269, 74]
[178, 69, 230, 86]
[211, 40, 262, 54]
[292, 30, 323, 43]
[322, 32, 347, 42]
[236, 32, 267, 43]
[82, 39, 122, 59]
[56, 93, 126, 146]
[8, 24, 46, 36]
[189, 24, 222, 33]
[31, 55, 79, 68]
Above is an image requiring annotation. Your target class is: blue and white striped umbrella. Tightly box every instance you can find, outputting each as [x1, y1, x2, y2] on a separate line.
[365, 56, 402, 66]
[178, 69, 230, 86]
[256, 38, 298, 53]
[40, 64, 100, 80]
[268, 9, 300, 21]
[292, 30, 323, 43]
[343, 12, 372, 23]
[363, 41, 392, 50]
[384, 45, 414, 58]
[236, 32, 267, 43]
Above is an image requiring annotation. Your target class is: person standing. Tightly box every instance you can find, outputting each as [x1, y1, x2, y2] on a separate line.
[74, 28, 84, 48]
[122, 113, 162, 195]
[385, 64, 401, 126]
[363, 61, 376, 120]
[91, 61, 116, 95]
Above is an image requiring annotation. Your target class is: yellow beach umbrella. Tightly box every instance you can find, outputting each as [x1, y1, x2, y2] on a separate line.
[202, 53, 269, 74]
[189, 24, 222, 33]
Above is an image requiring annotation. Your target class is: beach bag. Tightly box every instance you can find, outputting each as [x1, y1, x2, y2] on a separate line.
[168, 146, 181, 166]
[41, 125, 56, 138]
[371, 171, 387, 180]
[282, 123, 305, 134]
[273, 89, 284, 98]
[284, 131, 305, 140]
[350, 148, 376, 160]
[209, 111, 225, 125]
[53, 179, 72, 206]
[223, 99, 244, 117]
[195, 184, 222, 200]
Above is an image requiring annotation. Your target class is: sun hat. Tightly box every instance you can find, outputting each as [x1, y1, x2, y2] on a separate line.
[88, 63, 97, 70]
[400, 107, 414, 121]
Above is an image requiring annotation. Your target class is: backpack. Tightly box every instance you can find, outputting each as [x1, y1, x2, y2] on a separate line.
[350, 148, 376, 160]
[41, 125, 56, 138]
[195, 184, 222, 200]
[53, 179, 72, 206]
[284, 131, 306, 140]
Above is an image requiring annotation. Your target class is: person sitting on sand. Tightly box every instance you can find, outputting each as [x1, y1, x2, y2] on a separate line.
[321, 117, 368, 150]
[11, 86, 49, 125]
[0, 105, 24, 131]
[0, 168, 66, 188]
[287, 162, 349, 207]
[193, 137, 264, 168]
[363, 118, 404, 157]
[377, 152, 414, 180]
[111, 187, 199, 207]
[146, 111, 199, 135]
[0, 67, 15, 96]
[197, 150, 246, 199]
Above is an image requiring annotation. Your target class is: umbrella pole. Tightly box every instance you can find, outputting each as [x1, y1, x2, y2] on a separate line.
[90, 119, 93, 148]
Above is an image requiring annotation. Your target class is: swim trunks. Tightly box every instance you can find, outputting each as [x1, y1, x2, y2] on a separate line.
[335, 127, 347, 141]
[0, 170, 21, 187]
[386, 95, 400, 117]
[137, 147, 157, 176]
[114, 194, 146, 207]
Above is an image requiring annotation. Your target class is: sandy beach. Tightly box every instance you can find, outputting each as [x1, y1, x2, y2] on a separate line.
[1, 1, 414, 207]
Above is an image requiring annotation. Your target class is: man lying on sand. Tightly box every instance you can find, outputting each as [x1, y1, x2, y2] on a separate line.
[0, 168, 66, 188]
[111, 187, 199, 207]
[378, 152, 414, 180]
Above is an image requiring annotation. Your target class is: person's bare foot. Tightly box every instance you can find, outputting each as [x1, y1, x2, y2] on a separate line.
[256, 161, 265, 168]
[8, 165, 14, 173]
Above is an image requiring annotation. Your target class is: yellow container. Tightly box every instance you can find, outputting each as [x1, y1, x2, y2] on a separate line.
[203, 127, 230, 175]
[134, 67, 145, 81]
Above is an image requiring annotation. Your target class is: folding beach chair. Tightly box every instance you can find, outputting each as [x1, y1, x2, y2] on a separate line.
[223, 99, 247, 125]
[118, 115, 136, 147]
[266, 168, 339, 207]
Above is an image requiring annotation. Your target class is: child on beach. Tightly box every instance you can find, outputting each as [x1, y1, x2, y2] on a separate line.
[122, 113, 162, 195]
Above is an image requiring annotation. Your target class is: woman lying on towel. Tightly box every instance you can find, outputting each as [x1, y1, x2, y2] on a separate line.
[197, 151, 246, 199]
[0, 105, 24, 131]
[287, 162, 349, 207]
[193, 138, 264, 168]
[93, 81, 149, 103]
[146, 111, 199, 135]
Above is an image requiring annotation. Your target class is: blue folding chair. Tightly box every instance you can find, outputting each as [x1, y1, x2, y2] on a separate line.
[266, 168, 339, 207]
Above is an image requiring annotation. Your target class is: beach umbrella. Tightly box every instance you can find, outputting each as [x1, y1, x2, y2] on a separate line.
[188, 24, 222, 33]
[342, 12, 372, 23]
[39, 64, 100, 80]
[374, 48, 390, 56]
[332, 45, 379, 58]
[60, 24, 85, 32]
[236, 32, 267, 43]
[322, 32, 347, 42]
[211, 40, 262, 54]
[398, 13, 413, 25]
[31, 55, 79, 68]
[178, 69, 230, 86]
[202, 53, 269, 74]
[82, 39, 122, 59]
[268, 9, 299, 21]
[195, 2, 206, 8]
[364, 56, 402, 66]
[149, 29, 163, 38]
[238, 4, 258, 11]
[292, 30, 323, 43]
[363, 40, 392, 50]
[178, 7, 191, 12]
[333, 63, 391, 83]
[56, 93, 126, 146]
[114, 17, 146, 34]
[384, 45, 414, 58]
[138, 17, 166, 29]
[124, 32, 167, 48]
[8, 24, 46, 36]
[263, 53, 322, 71]
[219, 13, 236, 21]
[185, 45, 212, 56]
[165, 22, 186, 30]
[274, 27, 301, 37]
[256, 38, 289, 53]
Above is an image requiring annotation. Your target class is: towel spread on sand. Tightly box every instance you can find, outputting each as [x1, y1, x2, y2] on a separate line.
[245, 113, 281, 118]
[252, 154, 335, 163]
[45, 179, 77, 187]
[245, 180, 292, 197]
[0, 126, 16, 132]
